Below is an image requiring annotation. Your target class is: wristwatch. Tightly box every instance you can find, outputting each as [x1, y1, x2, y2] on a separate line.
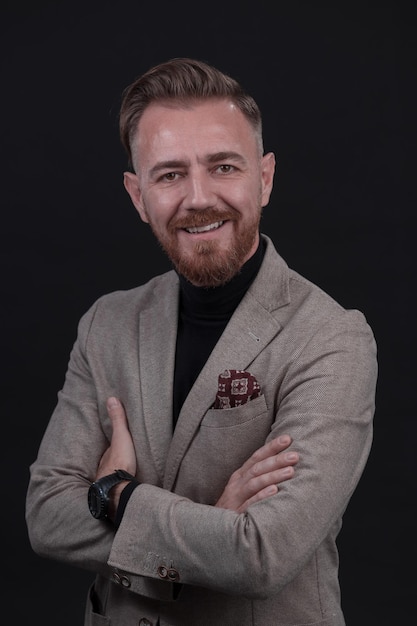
[88, 469, 136, 520]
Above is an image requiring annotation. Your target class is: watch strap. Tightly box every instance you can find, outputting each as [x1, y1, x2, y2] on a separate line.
[88, 469, 136, 520]
[114, 479, 140, 528]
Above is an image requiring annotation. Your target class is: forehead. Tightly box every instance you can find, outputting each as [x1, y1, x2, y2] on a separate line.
[134, 99, 258, 160]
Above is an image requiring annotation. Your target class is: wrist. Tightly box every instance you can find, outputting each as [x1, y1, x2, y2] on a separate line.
[114, 479, 140, 528]
[88, 470, 137, 521]
[107, 480, 130, 522]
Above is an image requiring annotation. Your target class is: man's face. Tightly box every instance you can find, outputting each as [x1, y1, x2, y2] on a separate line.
[124, 99, 275, 287]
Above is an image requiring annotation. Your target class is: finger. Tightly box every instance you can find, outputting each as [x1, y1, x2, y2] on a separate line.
[97, 398, 136, 477]
[106, 397, 132, 443]
[239, 436, 293, 474]
[251, 450, 299, 477]
[252, 464, 295, 489]
[237, 484, 278, 513]
[238, 465, 295, 512]
[215, 460, 294, 513]
[245, 464, 295, 498]
[107, 396, 127, 425]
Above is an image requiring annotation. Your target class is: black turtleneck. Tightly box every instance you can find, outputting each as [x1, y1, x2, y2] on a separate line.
[172, 237, 266, 426]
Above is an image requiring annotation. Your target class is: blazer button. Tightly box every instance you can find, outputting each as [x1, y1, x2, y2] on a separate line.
[157, 565, 168, 579]
[112, 571, 122, 584]
[120, 575, 131, 588]
[167, 568, 180, 582]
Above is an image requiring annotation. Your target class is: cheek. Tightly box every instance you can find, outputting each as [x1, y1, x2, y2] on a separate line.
[143, 191, 178, 227]
[225, 183, 260, 214]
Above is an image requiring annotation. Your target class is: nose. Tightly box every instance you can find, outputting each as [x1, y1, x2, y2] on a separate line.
[182, 170, 215, 210]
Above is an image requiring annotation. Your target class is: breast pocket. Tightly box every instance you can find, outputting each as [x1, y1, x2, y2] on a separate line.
[174, 395, 273, 504]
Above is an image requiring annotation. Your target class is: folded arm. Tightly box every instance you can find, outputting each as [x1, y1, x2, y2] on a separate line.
[98, 396, 298, 520]
[26, 299, 377, 599]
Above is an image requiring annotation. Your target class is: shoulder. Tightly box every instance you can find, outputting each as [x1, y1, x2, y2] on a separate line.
[78, 270, 179, 330]
[97, 270, 177, 308]
[258, 234, 375, 339]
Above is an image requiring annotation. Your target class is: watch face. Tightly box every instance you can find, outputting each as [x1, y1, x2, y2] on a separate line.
[88, 484, 106, 519]
[87, 472, 134, 521]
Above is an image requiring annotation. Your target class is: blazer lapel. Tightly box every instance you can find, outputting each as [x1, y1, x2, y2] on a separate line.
[163, 235, 290, 490]
[138, 273, 179, 483]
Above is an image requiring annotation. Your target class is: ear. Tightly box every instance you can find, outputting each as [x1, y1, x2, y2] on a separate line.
[260, 152, 276, 207]
[123, 172, 149, 223]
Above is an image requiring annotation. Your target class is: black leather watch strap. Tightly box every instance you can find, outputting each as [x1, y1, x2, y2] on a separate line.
[114, 479, 140, 528]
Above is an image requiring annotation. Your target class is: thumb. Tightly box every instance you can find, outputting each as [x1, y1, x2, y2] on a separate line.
[96, 397, 136, 478]
[106, 397, 131, 442]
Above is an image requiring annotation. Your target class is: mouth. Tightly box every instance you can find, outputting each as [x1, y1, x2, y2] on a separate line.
[184, 221, 224, 234]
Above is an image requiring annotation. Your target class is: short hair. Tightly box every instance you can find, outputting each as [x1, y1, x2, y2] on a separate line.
[119, 57, 263, 169]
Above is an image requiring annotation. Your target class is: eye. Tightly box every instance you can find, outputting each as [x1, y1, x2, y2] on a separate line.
[162, 172, 178, 182]
[216, 164, 235, 174]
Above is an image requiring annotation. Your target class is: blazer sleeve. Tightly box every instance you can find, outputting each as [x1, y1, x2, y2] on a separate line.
[26, 290, 183, 603]
[107, 309, 377, 599]
[26, 300, 118, 577]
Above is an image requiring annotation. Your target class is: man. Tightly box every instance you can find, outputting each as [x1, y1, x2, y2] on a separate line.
[26, 58, 377, 625]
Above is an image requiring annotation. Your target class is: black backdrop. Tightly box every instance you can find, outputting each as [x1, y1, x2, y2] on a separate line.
[2, 1, 415, 624]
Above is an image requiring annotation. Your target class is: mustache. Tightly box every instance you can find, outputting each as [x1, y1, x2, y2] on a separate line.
[169, 208, 236, 231]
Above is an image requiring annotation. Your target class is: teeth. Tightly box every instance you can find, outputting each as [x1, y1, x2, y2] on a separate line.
[186, 221, 223, 234]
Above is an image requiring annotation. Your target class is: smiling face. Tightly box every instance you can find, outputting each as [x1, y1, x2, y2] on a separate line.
[124, 98, 275, 287]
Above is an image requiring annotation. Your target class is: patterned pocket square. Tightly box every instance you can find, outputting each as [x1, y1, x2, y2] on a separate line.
[213, 369, 261, 409]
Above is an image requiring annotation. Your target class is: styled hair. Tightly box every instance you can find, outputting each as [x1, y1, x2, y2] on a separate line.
[119, 57, 263, 168]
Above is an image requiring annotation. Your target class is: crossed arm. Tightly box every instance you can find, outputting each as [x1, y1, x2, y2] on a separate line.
[97, 396, 299, 521]
[26, 300, 376, 602]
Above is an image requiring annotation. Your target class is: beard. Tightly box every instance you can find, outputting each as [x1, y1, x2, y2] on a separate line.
[146, 207, 261, 287]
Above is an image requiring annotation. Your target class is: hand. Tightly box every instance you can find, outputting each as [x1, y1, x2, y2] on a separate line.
[94, 397, 137, 522]
[96, 397, 137, 480]
[215, 436, 298, 513]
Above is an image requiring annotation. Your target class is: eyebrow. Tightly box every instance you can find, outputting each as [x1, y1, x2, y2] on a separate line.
[149, 160, 189, 178]
[206, 151, 247, 165]
[149, 151, 247, 178]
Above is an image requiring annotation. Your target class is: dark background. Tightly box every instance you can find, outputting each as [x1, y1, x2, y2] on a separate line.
[2, 1, 415, 623]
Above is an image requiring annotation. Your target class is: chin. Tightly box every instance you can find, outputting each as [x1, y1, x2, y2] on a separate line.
[174, 242, 244, 287]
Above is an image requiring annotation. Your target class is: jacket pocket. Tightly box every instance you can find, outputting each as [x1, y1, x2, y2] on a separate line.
[174, 394, 272, 504]
[84, 581, 110, 625]
[202, 394, 268, 427]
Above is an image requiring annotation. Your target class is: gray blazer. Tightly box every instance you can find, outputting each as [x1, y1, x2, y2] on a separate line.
[26, 234, 377, 626]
